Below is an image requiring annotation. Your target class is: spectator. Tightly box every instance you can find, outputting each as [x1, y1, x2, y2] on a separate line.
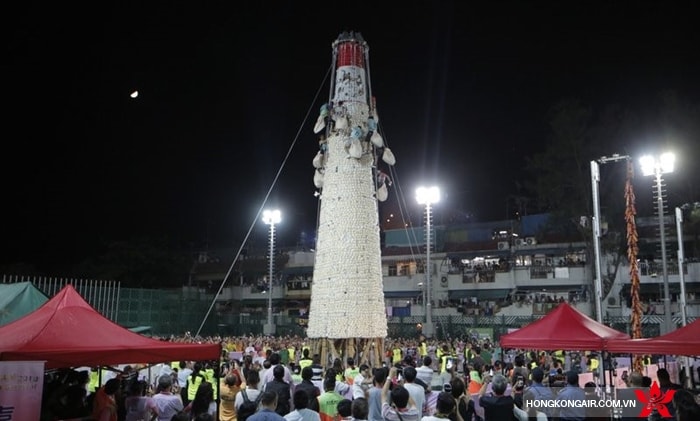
[416, 356, 434, 387]
[673, 389, 700, 421]
[284, 390, 321, 421]
[263, 353, 296, 395]
[478, 374, 514, 421]
[337, 399, 353, 421]
[368, 368, 387, 421]
[124, 380, 158, 421]
[235, 370, 263, 412]
[403, 367, 426, 416]
[248, 391, 287, 421]
[220, 374, 241, 421]
[555, 371, 586, 421]
[381, 367, 421, 421]
[352, 364, 372, 400]
[423, 392, 455, 421]
[352, 397, 369, 421]
[295, 366, 321, 412]
[523, 367, 553, 419]
[449, 376, 475, 421]
[265, 365, 292, 416]
[152, 375, 183, 421]
[657, 368, 682, 420]
[92, 378, 120, 421]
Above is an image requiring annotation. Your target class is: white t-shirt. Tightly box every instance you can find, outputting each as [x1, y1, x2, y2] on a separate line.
[124, 396, 157, 421]
[234, 387, 263, 411]
[152, 392, 184, 421]
[177, 368, 192, 388]
[416, 365, 434, 386]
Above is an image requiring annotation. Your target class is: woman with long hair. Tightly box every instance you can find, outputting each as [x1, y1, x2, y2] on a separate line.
[187, 381, 216, 418]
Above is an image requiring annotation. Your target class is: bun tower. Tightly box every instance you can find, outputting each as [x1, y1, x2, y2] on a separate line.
[307, 31, 396, 365]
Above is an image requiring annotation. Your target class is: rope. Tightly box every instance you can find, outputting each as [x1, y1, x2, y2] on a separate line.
[195, 63, 333, 337]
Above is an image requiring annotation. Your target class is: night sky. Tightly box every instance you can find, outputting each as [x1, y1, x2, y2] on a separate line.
[3, 2, 699, 272]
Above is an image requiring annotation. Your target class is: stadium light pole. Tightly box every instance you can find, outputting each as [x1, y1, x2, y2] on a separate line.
[640, 153, 675, 334]
[416, 186, 439, 338]
[590, 154, 629, 391]
[675, 206, 688, 328]
[590, 155, 629, 325]
[263, 209, 281, 335]
[675, 205, 692, 388]
[590, 160, 606, 325]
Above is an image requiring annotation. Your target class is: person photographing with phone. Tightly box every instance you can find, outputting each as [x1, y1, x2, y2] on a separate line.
[478, 373, 517, 421]
[381, 366, 421, 421]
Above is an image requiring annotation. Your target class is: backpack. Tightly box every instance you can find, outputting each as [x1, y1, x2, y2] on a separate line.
[238, 389, 262, 421]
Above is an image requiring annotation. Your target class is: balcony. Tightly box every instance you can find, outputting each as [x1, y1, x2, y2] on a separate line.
[512, 264, 589, 289]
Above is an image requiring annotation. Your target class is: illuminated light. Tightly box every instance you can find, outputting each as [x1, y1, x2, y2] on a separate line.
[416, 186, 440, 205]
[130, 90, 139, 98]
[262, 209, 282, 225]
[640, 153, 675, 176]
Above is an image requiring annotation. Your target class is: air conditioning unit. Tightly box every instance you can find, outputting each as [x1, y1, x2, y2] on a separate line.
[515, 238, 525, 246]
[525, 237, 537, 245]
[497, 241, 509, 250]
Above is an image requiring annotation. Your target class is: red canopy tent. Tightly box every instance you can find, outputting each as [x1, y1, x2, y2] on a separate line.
[0, 284, 221, 369]
[606, 318, 700, 356]
[500, 302, 630, 350]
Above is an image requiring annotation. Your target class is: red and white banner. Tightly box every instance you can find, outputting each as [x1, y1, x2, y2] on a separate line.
[0, 361, 45, 421]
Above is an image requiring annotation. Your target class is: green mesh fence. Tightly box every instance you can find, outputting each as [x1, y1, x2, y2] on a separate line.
[116, 288, 219, 336]
[3, 277, 687, 340]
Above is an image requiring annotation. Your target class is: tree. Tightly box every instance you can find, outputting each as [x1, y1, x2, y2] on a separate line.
[526, 100, 637, 299]
[527, 92, 700, 305]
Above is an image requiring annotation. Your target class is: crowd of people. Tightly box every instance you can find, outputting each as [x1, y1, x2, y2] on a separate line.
[42, 333, 700, 421]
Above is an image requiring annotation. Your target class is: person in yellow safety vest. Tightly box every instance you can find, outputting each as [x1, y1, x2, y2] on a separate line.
[419, 340, 428, 358]
[588, 354, 600, 374]
[528, 358, 538, 371]
[464, 343, 474, 365]
[439, 345, 453, 374]
[288, 345, 296, 364]
[552, 350, 565, 364]
[392, 346, 403, 365]
[204, 363, 218, 400]
[186, 362, 207, 405]
[344, 357, 360, 385]
[299, 348, 313, 370]
[88, 367, 101, 394]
